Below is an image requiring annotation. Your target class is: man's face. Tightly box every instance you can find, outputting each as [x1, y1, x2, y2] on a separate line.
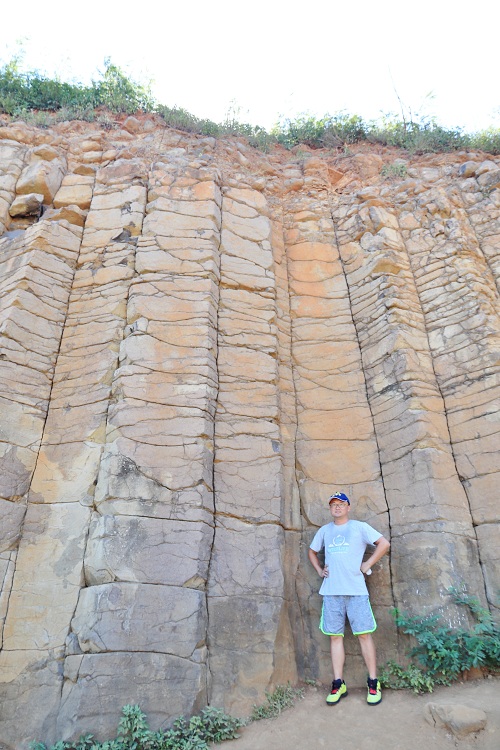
[329, 500, 350, 521]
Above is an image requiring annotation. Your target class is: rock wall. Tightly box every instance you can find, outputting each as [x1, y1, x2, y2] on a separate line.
[0, 117, 498, 747]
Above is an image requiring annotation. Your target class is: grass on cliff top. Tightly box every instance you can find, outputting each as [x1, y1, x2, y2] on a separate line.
[1, 56, 500, 155]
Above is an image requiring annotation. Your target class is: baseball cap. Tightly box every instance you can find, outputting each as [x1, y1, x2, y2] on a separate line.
[328, 492, 350, 505]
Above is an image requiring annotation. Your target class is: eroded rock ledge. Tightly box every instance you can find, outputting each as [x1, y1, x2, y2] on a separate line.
[0, 117, 498, 747]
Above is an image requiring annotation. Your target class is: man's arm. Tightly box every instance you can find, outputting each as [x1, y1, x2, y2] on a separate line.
[308, 548, 329, 578]
[360, 536, 390, 575]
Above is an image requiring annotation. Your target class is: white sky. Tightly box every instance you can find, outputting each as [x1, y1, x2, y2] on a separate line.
[1, 0, 499, 133]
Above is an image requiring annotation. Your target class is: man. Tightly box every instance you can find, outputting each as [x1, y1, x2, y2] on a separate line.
[308, 491, 390, 706]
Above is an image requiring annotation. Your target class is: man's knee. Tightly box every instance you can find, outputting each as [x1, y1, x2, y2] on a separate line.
[357, 632, 373, 642]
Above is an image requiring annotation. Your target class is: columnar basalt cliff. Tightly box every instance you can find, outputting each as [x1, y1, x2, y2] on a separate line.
[0, 117, 498, 747]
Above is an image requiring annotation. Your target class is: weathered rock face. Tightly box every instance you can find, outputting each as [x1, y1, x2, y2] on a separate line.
[0, 118, 498, 747]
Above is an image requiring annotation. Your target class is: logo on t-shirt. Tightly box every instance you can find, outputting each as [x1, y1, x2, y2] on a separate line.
[327, 534, 350, 552]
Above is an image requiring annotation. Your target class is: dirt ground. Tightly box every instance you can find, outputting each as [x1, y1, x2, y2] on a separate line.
[225, 678, 500, 750]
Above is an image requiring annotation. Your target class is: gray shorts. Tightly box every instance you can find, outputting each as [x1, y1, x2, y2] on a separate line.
[320, 595, 376, 636]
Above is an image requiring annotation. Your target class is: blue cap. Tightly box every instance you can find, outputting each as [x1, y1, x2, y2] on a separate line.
[328, 492, 350, 505]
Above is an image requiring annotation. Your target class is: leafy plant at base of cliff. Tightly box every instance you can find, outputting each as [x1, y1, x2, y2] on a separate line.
[31, 705, 244, 750]
[380, 587, 500, 693]
[380, 660, 436, 694]
[250, 683, 305, 721]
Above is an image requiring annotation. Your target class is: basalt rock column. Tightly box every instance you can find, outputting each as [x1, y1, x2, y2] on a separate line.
[268, 188, 303, 685]
[0, 219, 83, 646]
[399, 165, 500, 612]
[331, 184, 486, 619]
[0, 133, 152, 744]
[283, 158, 394, 685]
[0, 216, 85, 742]
[207, 165, 289, 711]
[463, 160, 500, 290]
[58, 138, 222, 737]
[461, 160, 500, 606]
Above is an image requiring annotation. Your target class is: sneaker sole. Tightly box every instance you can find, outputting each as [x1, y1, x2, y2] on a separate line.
[367, 696, 382, 705]
[326, 690, 348, 706]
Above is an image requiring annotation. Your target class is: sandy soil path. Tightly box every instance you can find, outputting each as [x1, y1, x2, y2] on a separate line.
[224, 678, 499, 750]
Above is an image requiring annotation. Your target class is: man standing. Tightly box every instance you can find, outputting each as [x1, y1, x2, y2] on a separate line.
[308, 491, 390, 706]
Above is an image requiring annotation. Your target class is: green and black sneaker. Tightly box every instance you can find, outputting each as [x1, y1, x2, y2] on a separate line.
[367, 677, 382, 705]
[326, 679, 348, 706]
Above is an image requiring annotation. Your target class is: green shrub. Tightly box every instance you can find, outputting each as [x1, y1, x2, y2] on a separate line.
[31, 704, 244, 750]
[156, 104, 220, 136]
[98, 59, 154, 113]
[381, 161, 408, 179]
[471, 127, 500, 154]
[272, 112, 367, 150]
[368, 116, 470, 153]
[0, 57, 99, 116]
[250, 683, 304, 720]
[380, 587, 500, 693]
[0, 58, 153, 117]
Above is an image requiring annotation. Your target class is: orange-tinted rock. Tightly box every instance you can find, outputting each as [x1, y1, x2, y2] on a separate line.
[0, 120, 498, 747]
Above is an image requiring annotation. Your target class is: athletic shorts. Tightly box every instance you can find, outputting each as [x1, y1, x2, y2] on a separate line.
[320, 595, 376, 636]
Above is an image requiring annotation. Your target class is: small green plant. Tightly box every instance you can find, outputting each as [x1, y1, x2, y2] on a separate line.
[380, 587, 500, 693]
[31, 704, 244, 750]
[250, 683, 304, 721]
[98, 59, 154, 113]
[117, 705, 153, 749]
[380, 660, 436, 694]
[381, 161, 408, 180]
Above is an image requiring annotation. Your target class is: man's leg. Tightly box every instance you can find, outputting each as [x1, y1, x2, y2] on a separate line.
[326, 635, 348, 705]
[349, 597, 382, 704]
[359, 633, 382, 704]
[322, 597, 348, 705]
[330, 635, 345, 680]
[357, 632, 377, 679]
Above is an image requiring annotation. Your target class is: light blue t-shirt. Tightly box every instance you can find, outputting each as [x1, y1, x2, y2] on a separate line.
[310, 520, 382, 596]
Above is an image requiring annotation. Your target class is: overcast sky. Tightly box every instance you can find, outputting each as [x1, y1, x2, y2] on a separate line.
[1, 0, 499, 132]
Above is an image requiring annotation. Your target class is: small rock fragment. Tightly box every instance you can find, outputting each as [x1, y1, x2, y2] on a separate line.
[458, 161, 478, 178]
[42, 204, 86, 227]
[9, 192, 44, 217]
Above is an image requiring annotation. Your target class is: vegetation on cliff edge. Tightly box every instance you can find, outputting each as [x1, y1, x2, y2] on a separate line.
[1, 57, 499, 155]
